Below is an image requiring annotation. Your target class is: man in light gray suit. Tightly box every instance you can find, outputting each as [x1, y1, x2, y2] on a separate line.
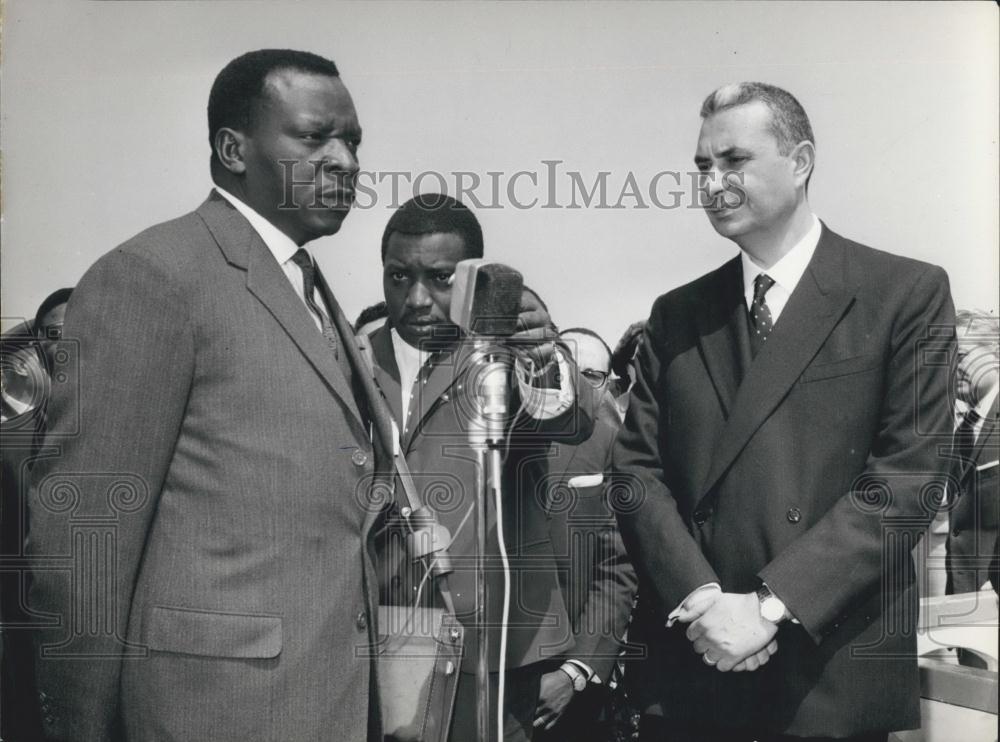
[27, 49, 389, 741]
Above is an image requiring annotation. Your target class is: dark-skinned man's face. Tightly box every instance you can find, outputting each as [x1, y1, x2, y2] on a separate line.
[236, 69, 361, 245]
[383, 232, 470, 349]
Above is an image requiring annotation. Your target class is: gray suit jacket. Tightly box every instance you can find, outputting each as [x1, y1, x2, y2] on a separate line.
[27, 192, 388, 741]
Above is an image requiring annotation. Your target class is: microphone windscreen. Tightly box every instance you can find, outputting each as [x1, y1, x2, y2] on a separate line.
[450, 260, 524, 336]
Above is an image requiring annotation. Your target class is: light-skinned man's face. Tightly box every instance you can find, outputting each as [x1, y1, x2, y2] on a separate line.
[561, 331, 611, 412]
[957, 340, 999, 409]
[235, 69, 361, 245]
[383, 232, 469, 349]
[695, 101, 805, 248]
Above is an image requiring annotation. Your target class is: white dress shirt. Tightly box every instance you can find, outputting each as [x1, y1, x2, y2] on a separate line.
[214, 187, 330, 332]
[740, 214, 822, 324]
[390, 328, 432, 426]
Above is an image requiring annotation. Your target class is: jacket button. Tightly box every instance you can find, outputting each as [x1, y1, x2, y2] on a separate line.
[351, 450, 368, 467]
[952, 528, 961, 538]
[786, 508, 802, 523]
[693, 510, 707, 526]
[356, 611, 368, 631]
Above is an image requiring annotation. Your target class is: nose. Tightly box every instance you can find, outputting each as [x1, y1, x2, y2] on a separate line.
[321, 139, 359, 177]
[703, 166, 726, 200]
[406, 281, 432, 310]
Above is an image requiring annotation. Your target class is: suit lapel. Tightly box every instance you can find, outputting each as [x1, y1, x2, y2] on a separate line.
[695, 256, 750, 418]
[197, 193, 364, 432]
[401, 342, 463, 451]
[369, 325, 404, 427]
[698, 226, 857, 501]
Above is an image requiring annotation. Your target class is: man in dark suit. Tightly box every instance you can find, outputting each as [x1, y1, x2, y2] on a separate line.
[533, 328, 637, 742]
[946, 309, 999, 598]
[26, 50, 390, 741]
[364, 195, 593, 742]
[613, 82, 956, 741]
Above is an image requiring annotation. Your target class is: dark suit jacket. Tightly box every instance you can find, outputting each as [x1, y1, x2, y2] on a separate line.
[366, 323, 592, 673]
[614, 225, 955, 737]
[542, 400, 637, 681]
[947, 396, 999, 595]
[26, 192, 390, 741]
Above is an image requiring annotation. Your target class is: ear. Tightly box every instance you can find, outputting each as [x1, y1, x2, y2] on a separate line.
[214, 127, 247, 175]
[789, 140, 815, 188]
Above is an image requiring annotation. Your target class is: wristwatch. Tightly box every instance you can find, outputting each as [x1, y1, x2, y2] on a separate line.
[756, 584, 787, 624]
[558, 662, 588, 692]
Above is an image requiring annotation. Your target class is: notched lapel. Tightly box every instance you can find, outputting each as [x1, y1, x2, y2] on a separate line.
[401, 344, 463, 451]
[197, 193, 365, 431]
[369, 326, 404, 428]
[698, 229, 857, 501]
[695, 257, 749, 418]
[244, 246, 364, 429]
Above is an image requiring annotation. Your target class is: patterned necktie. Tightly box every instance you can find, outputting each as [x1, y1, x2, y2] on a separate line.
[954, 407, 981, 466]
[748, 273, 776, 357]
[290, 249, 338, 358]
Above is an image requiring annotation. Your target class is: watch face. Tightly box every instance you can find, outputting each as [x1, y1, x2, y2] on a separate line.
[761, 598, 783, 623]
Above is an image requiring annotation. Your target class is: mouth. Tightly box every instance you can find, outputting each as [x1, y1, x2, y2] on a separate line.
[401, 316, 444, 334]
[317, 189, 355, 208]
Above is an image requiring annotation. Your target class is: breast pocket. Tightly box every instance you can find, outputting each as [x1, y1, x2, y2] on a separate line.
[145, 605, 282, 658]
[800, 354, 881, 383]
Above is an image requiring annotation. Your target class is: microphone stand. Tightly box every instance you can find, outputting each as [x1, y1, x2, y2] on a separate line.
[466, 337, 511, 742]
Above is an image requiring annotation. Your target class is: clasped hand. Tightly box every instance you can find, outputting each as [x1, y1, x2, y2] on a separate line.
[675, 591, 778, 672]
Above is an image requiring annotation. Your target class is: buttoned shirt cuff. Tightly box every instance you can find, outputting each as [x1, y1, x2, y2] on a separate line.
[666, 582, 721, 627]
[514, 347, 574, 420]
[563, 659, 600, 685]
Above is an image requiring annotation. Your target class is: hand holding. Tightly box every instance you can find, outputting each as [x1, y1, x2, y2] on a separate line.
[686, 592, 778, 672]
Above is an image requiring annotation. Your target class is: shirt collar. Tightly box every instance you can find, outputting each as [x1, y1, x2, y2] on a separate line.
[741, 214, 822, 298]
[975, 384, 999, 420]
[389, 327, 428, 372]
[214, 186, 301, 266]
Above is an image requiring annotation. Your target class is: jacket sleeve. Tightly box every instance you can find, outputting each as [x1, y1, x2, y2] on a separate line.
[612, 297, 720, 618]
[26, 248, 194, 741]
[760, 264, 956, 642]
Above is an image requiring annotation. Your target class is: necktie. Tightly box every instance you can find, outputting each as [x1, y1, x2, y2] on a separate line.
[291, 249, 338, 358]
[748, 273, 776, 357]
[954, 407, 981, 466]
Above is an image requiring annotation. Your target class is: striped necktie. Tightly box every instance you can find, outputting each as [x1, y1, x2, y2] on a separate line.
[291, 249, 338, 358]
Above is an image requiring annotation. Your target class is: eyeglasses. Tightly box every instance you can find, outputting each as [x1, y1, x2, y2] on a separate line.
[581, 368, 609, 387]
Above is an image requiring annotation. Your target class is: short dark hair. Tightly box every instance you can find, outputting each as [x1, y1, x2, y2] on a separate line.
[34, 288, 73, 337]
[700, 82, 814, 155]
[559, 327, 612, 361]
[381, 193, 484, 262]
[208, 49, 340, 167]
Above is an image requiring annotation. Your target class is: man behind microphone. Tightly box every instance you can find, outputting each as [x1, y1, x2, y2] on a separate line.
[363, 194, 593, 742]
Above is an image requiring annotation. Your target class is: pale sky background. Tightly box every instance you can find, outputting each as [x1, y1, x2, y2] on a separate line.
[2, 0, 997, 346]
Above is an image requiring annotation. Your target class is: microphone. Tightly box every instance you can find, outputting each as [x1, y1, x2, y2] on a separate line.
[449, 260, 524, 336]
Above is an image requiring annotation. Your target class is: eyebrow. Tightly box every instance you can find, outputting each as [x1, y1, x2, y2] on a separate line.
[694, 147, 750, 166]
